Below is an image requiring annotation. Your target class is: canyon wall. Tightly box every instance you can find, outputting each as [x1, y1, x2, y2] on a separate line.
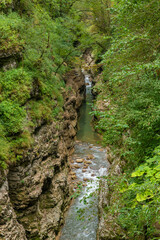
[0, 69, 85, 240]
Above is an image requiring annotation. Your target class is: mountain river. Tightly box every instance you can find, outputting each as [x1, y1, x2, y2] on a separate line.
[59, 74, 109, 240]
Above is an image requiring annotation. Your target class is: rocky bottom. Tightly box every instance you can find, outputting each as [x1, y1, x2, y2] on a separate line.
[59, 141, 110, 240]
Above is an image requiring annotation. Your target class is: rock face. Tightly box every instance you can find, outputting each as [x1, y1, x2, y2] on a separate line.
[98, 179, 127, 240]
[97, 150, 127, 240]
[0, 170, 27, 240]
[0, 70, 85, 240]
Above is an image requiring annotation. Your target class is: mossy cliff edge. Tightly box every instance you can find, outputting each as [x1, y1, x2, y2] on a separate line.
[0, 70, 85, 240]
[0, 1, 86, 239]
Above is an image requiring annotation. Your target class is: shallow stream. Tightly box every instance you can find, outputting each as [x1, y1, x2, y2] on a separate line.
[60, 75, 109, 240]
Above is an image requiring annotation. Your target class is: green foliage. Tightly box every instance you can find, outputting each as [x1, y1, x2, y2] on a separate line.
[93, 107, 129, 146]
[117, 146, 160, 238]
[91, 0, 160, 238]
[0, 124, 10, 168]
[0, 0, 86, 168]
[93, 0, 160, 163]
[0, 68, 32, 104]
[0, 0, 13, 11]
[0, 100, 26, 134]
[0, 13, 24, 53]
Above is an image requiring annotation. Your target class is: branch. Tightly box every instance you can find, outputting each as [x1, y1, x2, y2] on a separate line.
[55, 50, 73, 74]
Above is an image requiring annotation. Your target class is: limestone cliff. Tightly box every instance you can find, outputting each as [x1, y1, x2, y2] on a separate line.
[0, 70, 85, 240]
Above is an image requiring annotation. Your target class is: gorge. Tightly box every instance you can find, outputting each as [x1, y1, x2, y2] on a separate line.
[0, 0, 160, 239]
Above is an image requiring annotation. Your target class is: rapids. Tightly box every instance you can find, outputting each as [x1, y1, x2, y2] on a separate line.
[60, 75, 109, 240]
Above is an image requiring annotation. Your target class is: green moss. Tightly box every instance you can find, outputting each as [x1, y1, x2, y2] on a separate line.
[0, 13, 24, 53]
[0, 0, 86, 170]
[0, 0, 13, 10]
[0, 68, 32, 105]
[0, 100, 26, 134]
[29, 100, 52, 123]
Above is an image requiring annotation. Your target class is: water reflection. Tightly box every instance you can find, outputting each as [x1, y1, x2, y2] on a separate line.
[76, 75, 100, 144]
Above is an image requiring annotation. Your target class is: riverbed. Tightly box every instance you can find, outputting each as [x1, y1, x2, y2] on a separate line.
[59, 75, 109, 240]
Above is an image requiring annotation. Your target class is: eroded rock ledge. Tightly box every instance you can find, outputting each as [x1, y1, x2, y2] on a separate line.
[97, 155, 127, 240]
[0, 70, 85, 240]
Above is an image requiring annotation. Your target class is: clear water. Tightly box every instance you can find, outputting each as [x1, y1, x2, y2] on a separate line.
[76, 75, 101, 144]
[60, 75, 109, 240]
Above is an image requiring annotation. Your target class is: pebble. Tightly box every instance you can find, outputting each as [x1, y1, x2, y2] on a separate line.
[86, 154, 94, 160]
[84, 160, 92, 165]
[99, 148, 104, 152]
[87, 160, 92, 164]
[83, 178, 89, 182]
[72, 175, 77, 180]
[83, 166, 88, 169]
[76, 158, 84, 163]
[74, 164, 81, 169]
[71, 165, 75, 169]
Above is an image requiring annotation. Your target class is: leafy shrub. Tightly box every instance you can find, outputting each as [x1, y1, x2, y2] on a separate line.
[91, 0, 160, 238]
[0, 0, 86, 169]
[0, 13, 24, 53]
[0, 100, 26, 134]
[0, 68, 32, 105]
[118, 146, 160, 238]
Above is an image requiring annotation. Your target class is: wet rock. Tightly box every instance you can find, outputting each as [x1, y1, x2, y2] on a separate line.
[83, 178, 89, 182]
[84, 160, 92, 165]
[71, 165, 75, 169]
[0, 172, 27, 240]
[0, 69, 85, 240]
[76, 158, 84, 163]
[86, 154, 94, 160]
[74, 164, 81, 169]
[83, 166, 88, 169]
[71, 175, 77, 180]
[98, 158, 127, 240]
[87, 160, 92, 164]
[68, 148, 75, 156]
[99, 148, 104, 152]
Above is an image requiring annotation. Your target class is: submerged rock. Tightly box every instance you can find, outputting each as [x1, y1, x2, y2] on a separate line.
[83, 178, 89, 182]
[83, 166, 88, 169]
[86, 154, 94, 160]
[74, 164, 81, 169]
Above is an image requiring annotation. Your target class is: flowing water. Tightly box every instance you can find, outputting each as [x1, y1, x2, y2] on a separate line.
[76, 74, 100, 144]
[60, 75, 109, 240]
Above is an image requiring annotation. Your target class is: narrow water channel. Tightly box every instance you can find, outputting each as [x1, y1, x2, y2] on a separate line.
[60, 75, 109, 240]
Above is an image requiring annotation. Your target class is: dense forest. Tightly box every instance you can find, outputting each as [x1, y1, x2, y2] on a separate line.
[91, 1, 160, 239]
[0, 0, 86, 169]
[0, 0, 160, 239]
